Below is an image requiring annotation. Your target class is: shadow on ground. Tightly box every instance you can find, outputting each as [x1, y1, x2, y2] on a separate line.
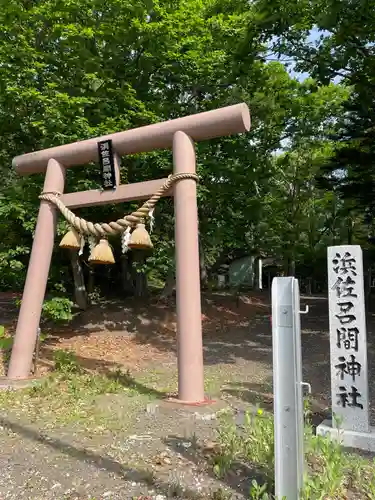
[43, 292, 270, 365]
[0, 416, 201, 498]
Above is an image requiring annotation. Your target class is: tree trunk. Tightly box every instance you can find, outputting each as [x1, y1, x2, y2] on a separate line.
[87, 265, 95, 295]
[287, 256, 296, 276]
[347, 217, 354, 245]
[160, 267, 176, 299]
[69, 251, 88, 310]
[131, 252, 148, 298]
[134, 271, 148, 297]
[199, 234, 208, 288]
[121, 255, 134, 294]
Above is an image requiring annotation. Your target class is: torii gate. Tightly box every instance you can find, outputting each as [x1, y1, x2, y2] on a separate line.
[7, 103, 250, 404]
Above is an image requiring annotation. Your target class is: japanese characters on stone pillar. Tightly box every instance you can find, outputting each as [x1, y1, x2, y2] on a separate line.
[328, 245, 370, 433]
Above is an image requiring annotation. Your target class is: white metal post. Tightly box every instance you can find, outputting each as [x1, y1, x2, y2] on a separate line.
[272, 277, 304, 499]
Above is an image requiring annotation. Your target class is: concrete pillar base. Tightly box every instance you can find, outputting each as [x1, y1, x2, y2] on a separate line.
[146, 398, 228, 421]
[317, 419, 375, 452]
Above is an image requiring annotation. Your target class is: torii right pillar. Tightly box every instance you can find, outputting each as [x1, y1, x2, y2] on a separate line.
[173, 131, 204, 403]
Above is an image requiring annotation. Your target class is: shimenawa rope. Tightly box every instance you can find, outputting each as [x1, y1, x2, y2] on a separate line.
[39, 172, 198, 238]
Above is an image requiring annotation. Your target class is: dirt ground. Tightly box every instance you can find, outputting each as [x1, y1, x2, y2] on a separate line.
[0, 290, 374, 499]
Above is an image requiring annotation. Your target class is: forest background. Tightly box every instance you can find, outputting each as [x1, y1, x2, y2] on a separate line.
[1, 0, 374, 313]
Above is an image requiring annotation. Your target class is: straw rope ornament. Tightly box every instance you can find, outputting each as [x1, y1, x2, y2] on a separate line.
[39, 172, 198, 264]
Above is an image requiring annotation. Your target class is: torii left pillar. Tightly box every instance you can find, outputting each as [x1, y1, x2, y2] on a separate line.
[7, 159, 65, 378]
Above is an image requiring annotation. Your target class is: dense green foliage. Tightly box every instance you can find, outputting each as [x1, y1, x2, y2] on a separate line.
[254, 0, 375, 259]
[0, 0, 373, 298]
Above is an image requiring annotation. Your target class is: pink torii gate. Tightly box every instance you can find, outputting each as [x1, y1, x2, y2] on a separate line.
[7, 103, 250, 404]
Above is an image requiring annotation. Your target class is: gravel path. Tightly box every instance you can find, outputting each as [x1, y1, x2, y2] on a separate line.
[0, 396, 250, 499]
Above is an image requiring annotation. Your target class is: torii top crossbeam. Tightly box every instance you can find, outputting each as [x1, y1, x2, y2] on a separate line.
[13, 103, 250, 175]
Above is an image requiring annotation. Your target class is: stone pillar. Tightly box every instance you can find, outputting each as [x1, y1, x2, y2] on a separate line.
[317, 245, 375, 451]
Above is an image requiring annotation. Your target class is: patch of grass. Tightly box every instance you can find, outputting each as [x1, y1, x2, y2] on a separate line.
[213, 405, 375, 499]
[135, 365, 229, 399]
[210, 488, 233, 500]
[204, 375, 223, 398]
[0, 353, 157, 431]
[136, 368, 177, 395]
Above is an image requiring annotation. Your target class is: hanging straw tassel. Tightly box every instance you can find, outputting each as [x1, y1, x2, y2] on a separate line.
[128, 222, 153, 250]
[88, 238, 115, 265]
[59, 227, 82, 250]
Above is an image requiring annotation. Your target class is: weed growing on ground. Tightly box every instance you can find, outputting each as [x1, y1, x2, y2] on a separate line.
[53, 349, 82, 374]
[249, 479, 271, 499]
[0, 325, 12, 350]
[42, 296, 74, 322]
[210, 488, 233, 500]
[167, 474, 186, 498]
[214, 406, 375, 499]
[0, 325, 13, 367]
[213, 407, 273, 481]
